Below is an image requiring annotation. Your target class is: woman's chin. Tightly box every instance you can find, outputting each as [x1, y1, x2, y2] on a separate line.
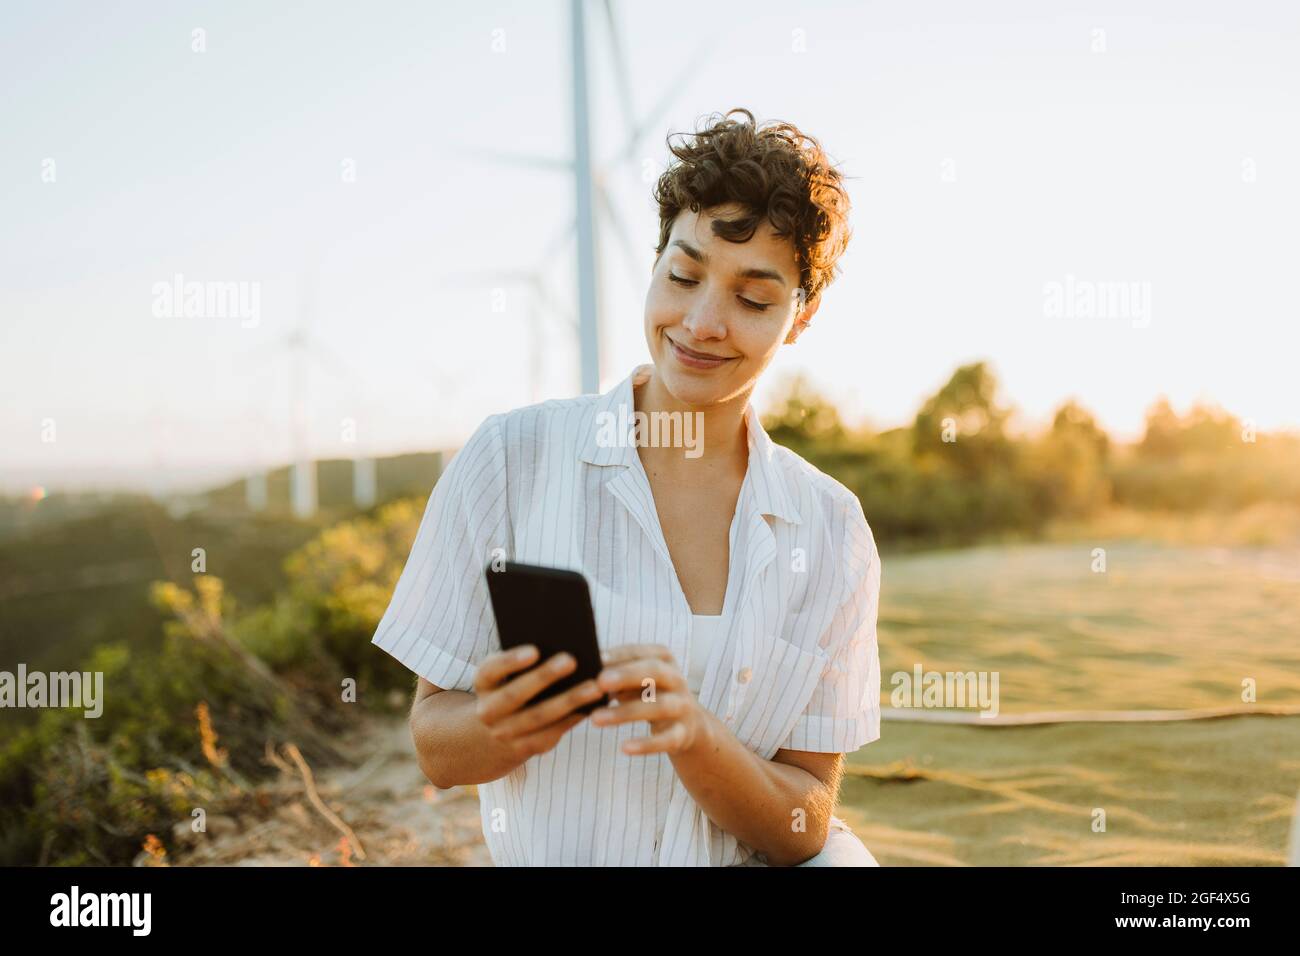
[655, 374, 724, 409]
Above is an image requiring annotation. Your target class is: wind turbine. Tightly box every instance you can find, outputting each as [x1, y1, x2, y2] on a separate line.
[461, 0, 710, 394]
[239, 250, 370, 517]
[239, 249, 457, 514]
[441, 219, 577, 403]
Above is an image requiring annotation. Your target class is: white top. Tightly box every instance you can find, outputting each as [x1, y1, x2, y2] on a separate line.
[371, 364, 882, 866]
[687, 614, 724, 696]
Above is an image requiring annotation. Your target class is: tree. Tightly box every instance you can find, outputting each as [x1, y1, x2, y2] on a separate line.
[912, 362, 1015, 477]
[1139, 397, 1182, 458]
[1052, 399, 1110, 462]
[761, 373, 846, 449]
[1029, 399, 1112, 516]
[1139, 397, 1242, 459]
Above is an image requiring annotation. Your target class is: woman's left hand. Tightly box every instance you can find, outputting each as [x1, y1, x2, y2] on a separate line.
[591, 644, 706, 756]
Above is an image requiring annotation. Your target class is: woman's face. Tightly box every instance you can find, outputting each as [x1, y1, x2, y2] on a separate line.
[643, 203, 818, 408]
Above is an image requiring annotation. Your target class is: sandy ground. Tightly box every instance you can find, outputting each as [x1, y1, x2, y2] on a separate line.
[165, 710, 1300, 867]
[840, 717, 1300, 866]
[172, 714, 493, 867]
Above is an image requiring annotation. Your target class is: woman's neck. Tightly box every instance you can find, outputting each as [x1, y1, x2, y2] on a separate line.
[633, 369, 751, 479]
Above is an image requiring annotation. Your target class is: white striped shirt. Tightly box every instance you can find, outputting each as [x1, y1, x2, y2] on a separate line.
[371, 366, 883, 866]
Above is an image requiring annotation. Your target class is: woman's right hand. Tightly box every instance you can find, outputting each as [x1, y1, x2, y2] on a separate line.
[472, 645, 604, 763]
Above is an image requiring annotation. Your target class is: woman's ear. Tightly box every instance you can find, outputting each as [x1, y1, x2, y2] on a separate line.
[784, 292, 821, 344]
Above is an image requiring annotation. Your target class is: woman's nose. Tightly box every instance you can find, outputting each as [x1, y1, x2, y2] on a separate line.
[681, 306, 728, 342]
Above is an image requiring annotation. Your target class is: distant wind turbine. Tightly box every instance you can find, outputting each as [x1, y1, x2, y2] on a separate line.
[442, 223, 576, 403]
[239, 251, 372, 516]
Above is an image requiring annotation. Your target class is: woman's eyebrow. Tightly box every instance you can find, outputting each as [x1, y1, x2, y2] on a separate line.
[670, 239, 788, 287]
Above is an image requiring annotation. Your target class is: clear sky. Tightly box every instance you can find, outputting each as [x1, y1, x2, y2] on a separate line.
[2, 0, 1297, 493]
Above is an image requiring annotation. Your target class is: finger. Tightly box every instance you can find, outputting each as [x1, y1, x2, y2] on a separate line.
[481, 651, 577, 720]
[490, 679, 604, 740]
[474, 645, 540, 691]
[598, 674, 682, 705]
[620, 722, 690, 755]
[512, 710, 588, 758]
[590, 695, 687, 728]
[478, 652, 578, 724]
[597, 658, 683, 696]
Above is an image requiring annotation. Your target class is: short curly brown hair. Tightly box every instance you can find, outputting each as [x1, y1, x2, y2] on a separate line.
[651, 107, 853, 309]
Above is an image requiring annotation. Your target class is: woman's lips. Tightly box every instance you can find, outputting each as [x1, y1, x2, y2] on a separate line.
[667, 336, 735, 370]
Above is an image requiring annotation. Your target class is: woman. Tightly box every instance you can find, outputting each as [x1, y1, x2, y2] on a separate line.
[372, 108, 882, 866]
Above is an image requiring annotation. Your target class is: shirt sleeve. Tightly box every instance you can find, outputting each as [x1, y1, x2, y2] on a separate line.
[370, 413, 512, 692]
[779, 497, 882, 754]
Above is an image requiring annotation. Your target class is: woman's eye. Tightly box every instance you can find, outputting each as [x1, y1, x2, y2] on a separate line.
[669, 272, 770, 311]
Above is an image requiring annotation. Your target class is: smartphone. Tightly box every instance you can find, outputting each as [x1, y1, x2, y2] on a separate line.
[484, 561, 610, 715]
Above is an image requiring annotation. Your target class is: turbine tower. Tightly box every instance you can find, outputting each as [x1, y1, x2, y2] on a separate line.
[571, 0, 600, 392]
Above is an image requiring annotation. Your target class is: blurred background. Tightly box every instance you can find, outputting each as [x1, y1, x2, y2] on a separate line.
[1, 0, 1297, 866]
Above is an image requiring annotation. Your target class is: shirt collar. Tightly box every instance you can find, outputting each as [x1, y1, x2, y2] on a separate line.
[578, 366, 803, 526]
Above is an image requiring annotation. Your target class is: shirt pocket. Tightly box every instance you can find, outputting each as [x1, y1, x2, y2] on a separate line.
[728, 631, 829, 760]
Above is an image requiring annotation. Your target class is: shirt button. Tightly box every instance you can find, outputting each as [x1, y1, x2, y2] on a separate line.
[736, 666, 752, 684]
